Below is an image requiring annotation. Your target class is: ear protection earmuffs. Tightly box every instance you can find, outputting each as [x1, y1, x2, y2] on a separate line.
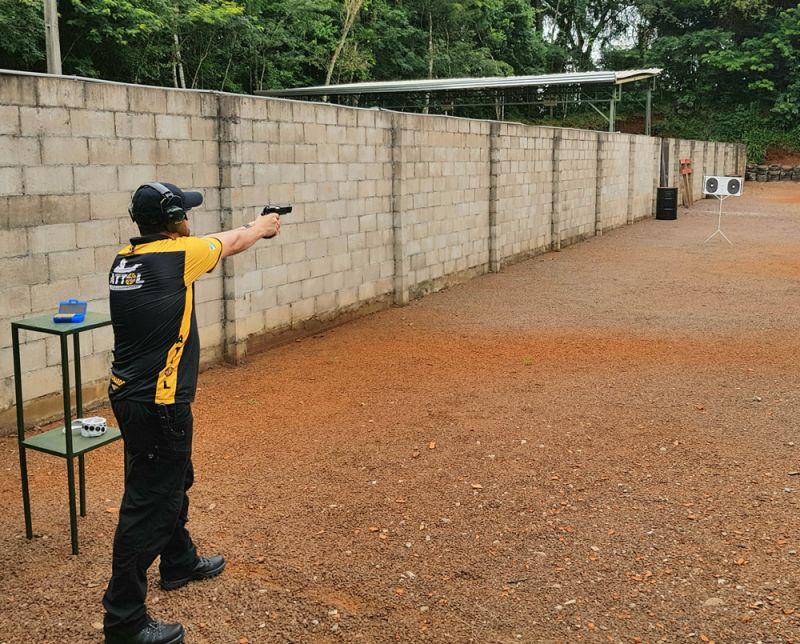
[129, 182, 188, 231]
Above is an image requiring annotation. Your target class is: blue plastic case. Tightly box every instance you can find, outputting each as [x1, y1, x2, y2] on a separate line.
[53, 299, 88, 323]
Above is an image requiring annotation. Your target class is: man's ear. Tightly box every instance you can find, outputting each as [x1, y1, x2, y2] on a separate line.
[166, 217, 187, 234]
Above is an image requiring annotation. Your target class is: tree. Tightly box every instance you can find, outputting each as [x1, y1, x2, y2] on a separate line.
[325, 0, 367, 85]
[0, 0, 45, 71]
[539, 0, 631, 69]
[603, 0, 800, 159]
[0, 0, 797, 159]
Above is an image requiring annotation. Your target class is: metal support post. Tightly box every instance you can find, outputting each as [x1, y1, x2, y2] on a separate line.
[608, 96, 616, 133]
[13, 326, 33, 539]
[78, 455, 86, 517]
[74, 333, 86, 517]
[645, 87, 652, 136]
[61, 335, 78, 555]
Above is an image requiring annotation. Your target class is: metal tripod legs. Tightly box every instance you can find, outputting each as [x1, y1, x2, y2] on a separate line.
[704, 195, 732, 245]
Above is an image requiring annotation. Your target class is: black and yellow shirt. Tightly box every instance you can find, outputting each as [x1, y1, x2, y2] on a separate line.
[108, 234, 223, 404]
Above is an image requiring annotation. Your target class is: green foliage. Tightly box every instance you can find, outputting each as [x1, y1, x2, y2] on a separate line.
[0, 0, 797, 157]
[1, 0, 554, 89]
[603, 0, 800, 158]
[0, 0, 45, 70]
[654, 106, 800, 163]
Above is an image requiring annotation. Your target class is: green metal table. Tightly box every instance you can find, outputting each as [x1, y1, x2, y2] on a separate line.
[12, 312, 121, 555]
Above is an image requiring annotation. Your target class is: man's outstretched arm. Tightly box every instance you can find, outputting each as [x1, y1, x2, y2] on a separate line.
[208, 214, 281, 259]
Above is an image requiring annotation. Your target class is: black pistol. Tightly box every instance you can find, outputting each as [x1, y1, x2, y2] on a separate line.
[261, 204, 292, 216]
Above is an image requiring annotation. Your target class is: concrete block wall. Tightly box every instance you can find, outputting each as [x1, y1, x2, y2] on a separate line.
[674, 138, 692, 203]
[218, 95, 395, 359]
[679, 138, 693, 202]
[724, 144, 744, 176]
[394, 112, 491, 300]
[703, 142, 718, 191]
[553, 129, 598, 247]
[596, 133, 631, 232]
[0, 77, 224, 427]
[701, 140, 742, 194]
[664, 138, 740, 202]
[722, 144, 733, 176]
[690, 140, 707, 199]
[661, 138, 674, 187]
[0, 71, 742, 430]
[490, 123, 554, 269]
[630, 135, 660, 221]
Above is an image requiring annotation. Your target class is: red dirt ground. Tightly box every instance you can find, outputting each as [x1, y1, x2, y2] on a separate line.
[1, 185, 800, 643]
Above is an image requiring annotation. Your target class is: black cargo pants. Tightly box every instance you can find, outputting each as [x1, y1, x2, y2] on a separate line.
[103, 400, 198, 634]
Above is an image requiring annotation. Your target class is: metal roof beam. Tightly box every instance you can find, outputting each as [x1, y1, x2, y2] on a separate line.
[257, 69, 662, 98]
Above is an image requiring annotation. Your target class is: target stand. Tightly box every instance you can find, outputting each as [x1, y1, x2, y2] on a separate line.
[702, 176, 742, 245]
[704, 194, 733, 245]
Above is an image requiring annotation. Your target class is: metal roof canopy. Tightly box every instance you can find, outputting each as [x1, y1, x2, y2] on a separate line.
[258, 68, 662, 134]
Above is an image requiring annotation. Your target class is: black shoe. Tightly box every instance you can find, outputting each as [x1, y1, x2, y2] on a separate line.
[161, 554, 226, 591]
[104, 617, 184, 643]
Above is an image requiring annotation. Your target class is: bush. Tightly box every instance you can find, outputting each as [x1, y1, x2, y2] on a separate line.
[653, 106, 800, 164]
[507, 103, 800, 165]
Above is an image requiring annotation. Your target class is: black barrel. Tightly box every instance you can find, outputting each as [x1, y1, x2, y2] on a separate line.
[656, 187, 678, 220]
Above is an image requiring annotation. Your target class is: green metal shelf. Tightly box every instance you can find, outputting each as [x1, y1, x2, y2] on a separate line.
[13, 312, 122, 555]
[23, 426, 121, 458]
[13, 312, 113, 336]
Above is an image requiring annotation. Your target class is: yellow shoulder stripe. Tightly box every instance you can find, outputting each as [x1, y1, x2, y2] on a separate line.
[120, 239, 189, 256]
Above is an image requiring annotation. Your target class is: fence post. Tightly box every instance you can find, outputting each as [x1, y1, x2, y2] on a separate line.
[217, 93, 247, 364]
[391, 113, 410, 305]
[626, 135, 635, 225]
[551, 130, 562, 251]
[595, 131, 604, 236]
[488, 121, 500, 272]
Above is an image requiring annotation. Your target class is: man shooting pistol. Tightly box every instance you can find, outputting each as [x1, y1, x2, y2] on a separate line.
[103, 181, 288, 644]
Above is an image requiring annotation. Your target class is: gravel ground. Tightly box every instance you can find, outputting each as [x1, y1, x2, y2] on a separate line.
[1, 182, 799, 643]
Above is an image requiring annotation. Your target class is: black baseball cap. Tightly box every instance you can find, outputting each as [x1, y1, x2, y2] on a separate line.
[129, 182, 203, 225]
